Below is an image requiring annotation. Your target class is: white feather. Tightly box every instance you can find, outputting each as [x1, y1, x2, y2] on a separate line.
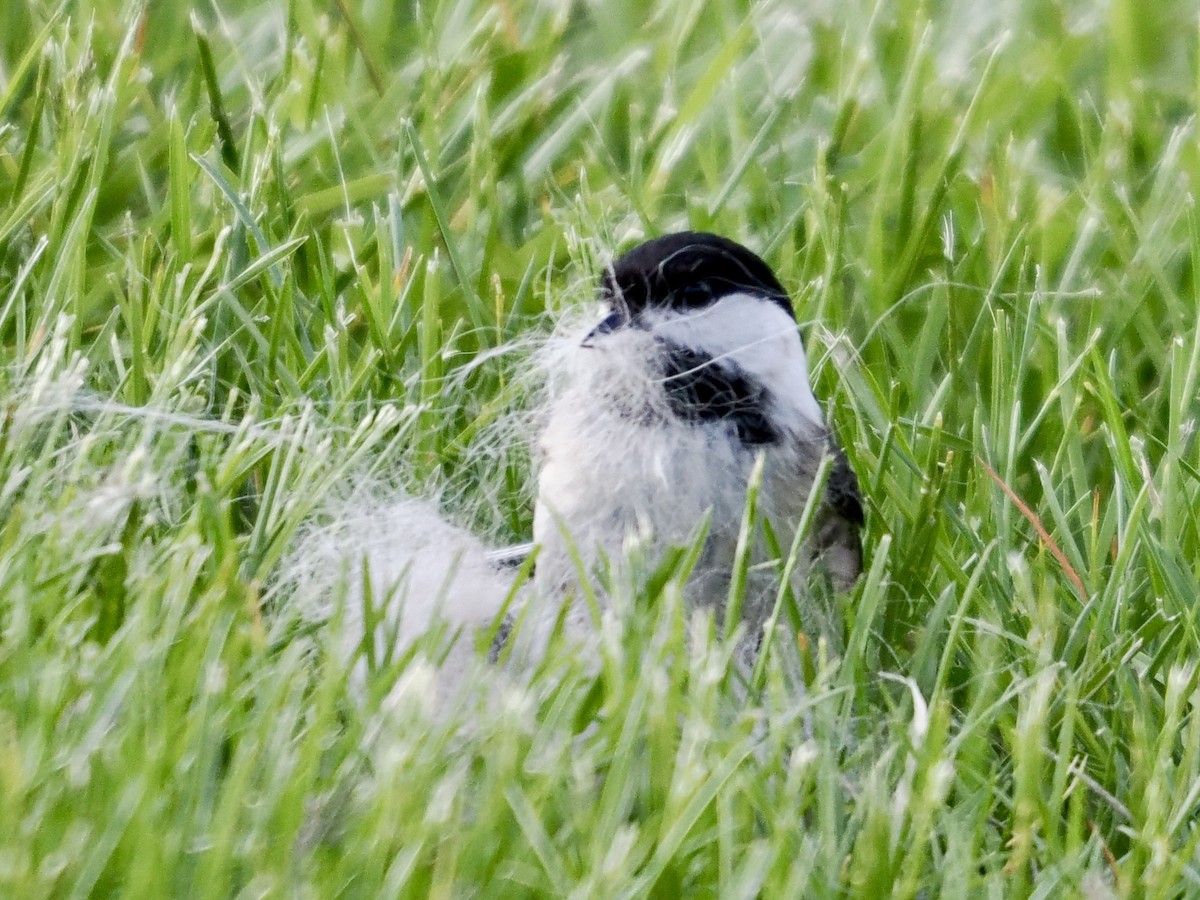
[284, 495, 520, 709]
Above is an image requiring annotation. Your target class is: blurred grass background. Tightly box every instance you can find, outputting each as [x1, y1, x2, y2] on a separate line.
[3, 0, 1200, 895]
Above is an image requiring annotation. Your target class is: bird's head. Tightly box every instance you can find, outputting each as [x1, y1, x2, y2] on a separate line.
[583, 231, 796, 345]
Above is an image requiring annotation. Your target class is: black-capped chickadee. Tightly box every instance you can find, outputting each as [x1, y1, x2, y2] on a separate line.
[531, 231, 863, 641]
[299, 232, 864, 708]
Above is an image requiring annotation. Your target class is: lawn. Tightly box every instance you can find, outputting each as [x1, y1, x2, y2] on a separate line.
[3, 0, 1200, 895]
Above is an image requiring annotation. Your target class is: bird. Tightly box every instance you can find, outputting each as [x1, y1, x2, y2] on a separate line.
[292, 231, 863, 708]
[529, 231, 863, 646]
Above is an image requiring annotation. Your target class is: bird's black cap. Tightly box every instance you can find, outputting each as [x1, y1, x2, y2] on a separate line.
[600, 231, 793, 319]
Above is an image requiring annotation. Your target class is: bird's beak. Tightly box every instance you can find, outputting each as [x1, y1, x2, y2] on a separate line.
[581, 310, 626, 347]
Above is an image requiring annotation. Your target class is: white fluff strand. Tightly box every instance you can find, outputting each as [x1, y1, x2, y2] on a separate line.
[284, 493, 521, 715]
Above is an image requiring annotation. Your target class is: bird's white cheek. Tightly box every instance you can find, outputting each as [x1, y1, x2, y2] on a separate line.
[647, 293, 825, 428]
[758, 334, 823, 429]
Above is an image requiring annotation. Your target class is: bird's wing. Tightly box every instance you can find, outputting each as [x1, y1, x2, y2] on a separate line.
[813, 442, 864, 591]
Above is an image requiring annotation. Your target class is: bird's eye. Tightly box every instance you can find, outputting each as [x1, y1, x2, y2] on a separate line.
[679, 281, 710, 306]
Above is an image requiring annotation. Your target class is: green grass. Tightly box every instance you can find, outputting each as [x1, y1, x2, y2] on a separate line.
[3, 0, 1200, 895]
